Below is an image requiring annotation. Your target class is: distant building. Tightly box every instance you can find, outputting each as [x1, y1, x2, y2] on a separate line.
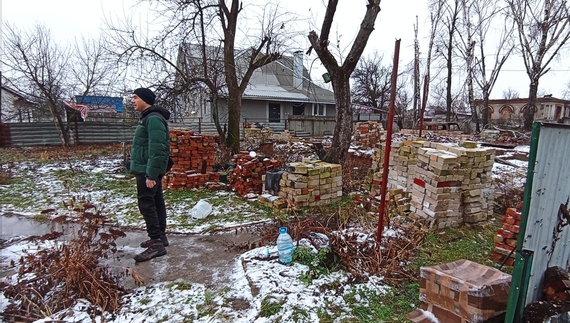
[75, 96, 124, 113]
[1, 85, 38, 123]
[176, 45, 336, 124]
[64, 96, 125, 122]
[474, 95, 570, 127]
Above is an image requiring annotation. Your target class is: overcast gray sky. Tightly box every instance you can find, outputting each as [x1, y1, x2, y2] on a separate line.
[2, 0, 569, 99]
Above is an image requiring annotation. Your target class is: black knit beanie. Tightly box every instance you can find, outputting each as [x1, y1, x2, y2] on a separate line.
[133, 88, 156, 105]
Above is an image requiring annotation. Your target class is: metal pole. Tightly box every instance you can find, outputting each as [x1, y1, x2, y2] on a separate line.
[376, 39, 401, 243]
[418, 74, 429, 137]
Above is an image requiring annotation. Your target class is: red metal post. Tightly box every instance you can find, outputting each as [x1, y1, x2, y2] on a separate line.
[418, 75, 429, 137]
[376, 39, 401, 243]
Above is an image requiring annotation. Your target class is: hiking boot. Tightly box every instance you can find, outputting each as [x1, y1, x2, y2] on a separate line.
[134, 239, 167, 262]
[140, 234, 169, 248]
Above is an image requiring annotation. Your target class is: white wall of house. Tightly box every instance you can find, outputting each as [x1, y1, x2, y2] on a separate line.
[1, 89, 18, 122]
[1, 88, 39, 123]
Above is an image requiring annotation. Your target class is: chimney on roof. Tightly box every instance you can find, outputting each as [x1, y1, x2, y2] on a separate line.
[293, 51, 303, 90]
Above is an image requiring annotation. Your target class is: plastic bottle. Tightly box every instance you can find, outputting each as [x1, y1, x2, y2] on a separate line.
[191, 199, 212, 219]
[277, 227, 294, 264]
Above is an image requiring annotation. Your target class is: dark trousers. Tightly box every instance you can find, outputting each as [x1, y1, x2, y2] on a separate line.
[135, 174, 167, 240]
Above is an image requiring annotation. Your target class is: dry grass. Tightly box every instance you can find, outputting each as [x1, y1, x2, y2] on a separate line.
[0, 209, 142, 322]
[260, 202, 428, 286]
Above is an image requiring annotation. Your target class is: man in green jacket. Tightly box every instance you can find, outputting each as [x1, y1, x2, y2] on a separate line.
[130, 87, 171, 262]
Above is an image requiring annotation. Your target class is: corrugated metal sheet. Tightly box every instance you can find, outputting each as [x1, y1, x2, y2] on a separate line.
[244, 84, 310, 100]
[521, 123, 570, 304]
[4, 122, 136, 146]
[1, 121, 286, 146]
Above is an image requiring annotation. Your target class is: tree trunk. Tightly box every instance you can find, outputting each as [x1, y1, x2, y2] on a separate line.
[307, 0, 380, 164]
[525, 80, 539, 130]
[225, 93, 241, 152]
[211, 94, 227, 144]
[483, 93, 490, 129]
[48, 103, 70, 146]
[323, 73, 352, 165]
[446, 37, 453, 123]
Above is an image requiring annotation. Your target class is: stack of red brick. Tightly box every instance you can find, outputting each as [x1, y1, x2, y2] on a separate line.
[163, 129, 220, 190]
[492, 204, 522, 266]
[353, 121, 384, 148]
[229, 151, 281, 198]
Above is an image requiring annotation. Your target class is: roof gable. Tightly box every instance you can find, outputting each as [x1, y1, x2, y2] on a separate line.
[179, 44, 335, 104]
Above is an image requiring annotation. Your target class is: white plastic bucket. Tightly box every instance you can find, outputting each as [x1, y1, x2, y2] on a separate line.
[191, 199, 212, 219]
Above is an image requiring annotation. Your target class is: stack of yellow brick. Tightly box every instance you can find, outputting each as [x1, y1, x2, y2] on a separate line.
[367, 138, 424, 194]
[412, 147, 464, 229]
[397, 139, 425, 192]
[364, 146, 384, 194]
[279, 159, 343, 208]
[365, 138, 496, 229]
[386, 141, 409, 191]
[412, 141, 496, 228]
[457, 141, 495, 223]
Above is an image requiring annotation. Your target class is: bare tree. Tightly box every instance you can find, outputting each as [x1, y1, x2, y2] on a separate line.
[218, 0, 282, 152]
[106, 0, 292, 152]
[351, 53, 392, 121]
[472, 0, 515, 128]
[394, 77, 413, 129]
[3, 23, 122, 146]
[503, 87, 521, 99]
[423, 0, 445, 119]
[413, 16, 421, 121]
[563, 81, 570, 99]
[307, 0, 381, 164]
[456, 0, 478, 131]
[440, 0, 461, 122]
[70, 35, 121, 99]
[506, 0, 570, 130]
[2, 23, 71, 145]
[104, 1, 209, 119]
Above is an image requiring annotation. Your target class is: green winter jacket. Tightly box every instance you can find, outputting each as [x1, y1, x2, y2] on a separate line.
[130, 105, 171, 180]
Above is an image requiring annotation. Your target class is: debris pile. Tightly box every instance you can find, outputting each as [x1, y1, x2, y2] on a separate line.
[481, 130, 501, 142]
[229, 151, 280, 198]
[242, 127, 273, 151]
[523, 266, 570, 322]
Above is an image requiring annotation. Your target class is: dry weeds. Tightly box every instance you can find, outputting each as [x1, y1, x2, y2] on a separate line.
[1, 210, 141, 322]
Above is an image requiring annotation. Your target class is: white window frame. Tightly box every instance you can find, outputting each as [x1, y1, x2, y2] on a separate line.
[312, 103, 326, 116]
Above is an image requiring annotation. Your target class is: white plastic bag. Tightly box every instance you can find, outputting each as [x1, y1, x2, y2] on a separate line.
[191, 199, 212, 219]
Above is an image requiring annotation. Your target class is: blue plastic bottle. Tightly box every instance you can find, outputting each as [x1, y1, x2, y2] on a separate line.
[277, 227, 294, 264]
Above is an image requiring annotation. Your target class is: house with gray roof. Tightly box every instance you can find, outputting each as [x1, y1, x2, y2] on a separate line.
[175, 45, 336, 132]
[241, 51, 336, 124]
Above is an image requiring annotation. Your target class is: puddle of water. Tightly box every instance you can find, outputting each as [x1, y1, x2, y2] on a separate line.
[1, 215, 54, 238]
[1, 215, 258, 289]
